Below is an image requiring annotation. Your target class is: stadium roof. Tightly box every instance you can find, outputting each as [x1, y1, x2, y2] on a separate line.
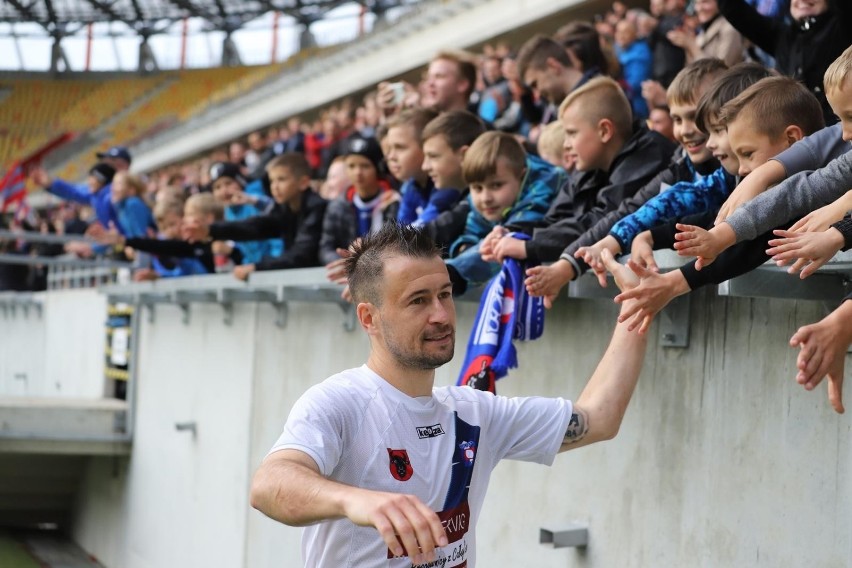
[0, 0, 392, 33]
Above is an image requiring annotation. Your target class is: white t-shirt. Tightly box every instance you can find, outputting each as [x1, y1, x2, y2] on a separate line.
[270, 365, 573, 568]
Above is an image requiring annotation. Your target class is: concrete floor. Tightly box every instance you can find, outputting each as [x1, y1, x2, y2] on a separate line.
[0, 529, 103, 568]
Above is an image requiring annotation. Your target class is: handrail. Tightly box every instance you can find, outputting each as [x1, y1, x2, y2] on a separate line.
[0, 253, 131, 268]
[0, 229, 97, 245]
[100, 267, 357, 330]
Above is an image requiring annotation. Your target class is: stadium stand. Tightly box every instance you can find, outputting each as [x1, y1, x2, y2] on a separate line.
[2, 1, 852, 567]
[0, 64, 285, 183]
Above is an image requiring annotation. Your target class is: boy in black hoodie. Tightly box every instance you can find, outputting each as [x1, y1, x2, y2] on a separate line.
[481, 76, 676, 271]
[183, 153, 327, 280]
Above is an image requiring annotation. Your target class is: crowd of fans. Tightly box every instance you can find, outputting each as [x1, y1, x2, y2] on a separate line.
[2, 0, 850, 411]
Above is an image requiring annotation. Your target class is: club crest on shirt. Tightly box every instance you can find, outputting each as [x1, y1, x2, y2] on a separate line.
[387, 448, 413, 481]
[416, 423, 445, 439]
[458, 441, 476, 467]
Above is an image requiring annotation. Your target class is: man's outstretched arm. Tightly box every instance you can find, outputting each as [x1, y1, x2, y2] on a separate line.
[251, 449, 448, 562]
[560, 252, 649, 452]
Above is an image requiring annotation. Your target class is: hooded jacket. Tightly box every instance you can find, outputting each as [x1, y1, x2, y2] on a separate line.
[450, 155, 565, 257]
[509, 122, 677, 263]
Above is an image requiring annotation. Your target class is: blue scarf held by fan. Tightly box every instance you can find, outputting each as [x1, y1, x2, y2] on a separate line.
[456, 233, 545, 394]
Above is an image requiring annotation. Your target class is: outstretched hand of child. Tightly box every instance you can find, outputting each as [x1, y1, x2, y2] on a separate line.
[766, 228, 845, 279]
[788, 201, 847, 233]
[575, 239, 614, 288]
[479, 225, 508, 262]
[790, 313, 847, 414]
[524, 260, 575, 309]
[629, 232, 659, 273]
[673, 223, 726, 270]
[86, 222, 124, 246]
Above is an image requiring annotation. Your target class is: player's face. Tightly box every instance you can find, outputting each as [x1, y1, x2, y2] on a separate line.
[375, 255, 456, 370]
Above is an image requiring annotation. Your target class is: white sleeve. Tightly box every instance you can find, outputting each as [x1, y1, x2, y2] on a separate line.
[483, 394, 574, 466]
[268, 383, 353, 477]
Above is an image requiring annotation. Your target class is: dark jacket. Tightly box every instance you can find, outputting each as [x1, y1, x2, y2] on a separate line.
[509, 123, 677, 263]
[649, 210, 785, 291]
[423, 191, 471, 256]
[718, 0, 852, 124]
[210, 189, 327, 271]
[319, 182, 398, 265]
[125, 238, 215, 275]
[562, 151, 721, 274]
[650, 13, 688, 87]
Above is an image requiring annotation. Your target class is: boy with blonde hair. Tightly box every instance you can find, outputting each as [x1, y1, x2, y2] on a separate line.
[522, 58, 727, 304]
[89, 193, 225, 279]
[675, 45, 852, 267]
[612, 75, 825, 335]
[482, 76, 675, 280]
[536, 121, 570, 170]
[445, 131, 564, 292]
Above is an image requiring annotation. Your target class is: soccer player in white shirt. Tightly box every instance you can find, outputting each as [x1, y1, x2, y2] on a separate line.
[250, 223, 649, 567]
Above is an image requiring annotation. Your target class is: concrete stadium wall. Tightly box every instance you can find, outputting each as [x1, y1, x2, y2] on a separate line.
[0, 289, 106, 399]
[60, 284, 850, 567]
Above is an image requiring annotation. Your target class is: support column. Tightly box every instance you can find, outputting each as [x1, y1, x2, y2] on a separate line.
[221, 33, 242, 67]
[138, 36, 159, 74]
[50, 34, 71, 74]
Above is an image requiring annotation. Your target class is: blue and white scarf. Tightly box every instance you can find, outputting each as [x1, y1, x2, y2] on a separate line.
[456, 234, 545, 394]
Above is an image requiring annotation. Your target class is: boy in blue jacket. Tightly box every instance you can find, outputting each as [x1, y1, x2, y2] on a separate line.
[446, 131, 564, 293]
[208, 161, 281, 265]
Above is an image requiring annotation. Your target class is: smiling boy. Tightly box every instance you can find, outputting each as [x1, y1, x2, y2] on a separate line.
[445, 131, 564, 292]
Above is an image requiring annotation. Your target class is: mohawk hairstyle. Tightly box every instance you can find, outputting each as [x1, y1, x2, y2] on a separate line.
[345, 221, 443, 305]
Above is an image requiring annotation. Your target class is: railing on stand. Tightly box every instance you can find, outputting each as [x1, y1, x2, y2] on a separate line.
[0, 229, 132, 290]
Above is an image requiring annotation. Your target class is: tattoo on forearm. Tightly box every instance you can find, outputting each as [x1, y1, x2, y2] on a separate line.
[564, 409, 588, 444]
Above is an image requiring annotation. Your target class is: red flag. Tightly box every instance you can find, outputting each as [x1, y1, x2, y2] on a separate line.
[0, 163, 26, 213]
[0, 132, 74, 212]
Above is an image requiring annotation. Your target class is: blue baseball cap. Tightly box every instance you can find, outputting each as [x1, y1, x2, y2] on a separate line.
[96, 146, 132, 164]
